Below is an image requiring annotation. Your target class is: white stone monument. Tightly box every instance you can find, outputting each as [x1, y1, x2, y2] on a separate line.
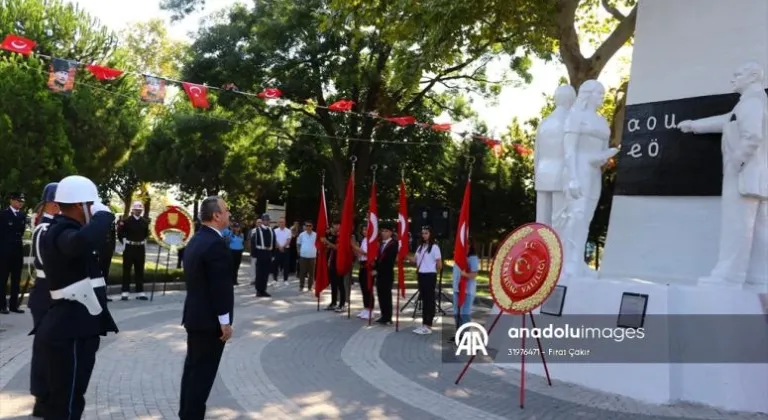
[534, 84, 576, 227]
[487, 0, 768, 414]
[560, 80, 618, 279]
[677, 61, 768, 289]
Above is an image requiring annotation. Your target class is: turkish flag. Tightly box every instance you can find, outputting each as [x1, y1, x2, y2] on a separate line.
[314, 185, 330, 298]
[513, 143, 533, 156]
[385, 116, 416, 126]
[365, 182, 379, 300]
[0, 34, 36, 55]
[336, 174, 355, 276]
[328, 99, 354, 112]
[86, 64, 123, 80]
[396, 180, 409, 298]
[454, 180, 471, 306]
[182, 82, 210, 109]
[257, 87, 282, 99]
[431, 123, 452, 132]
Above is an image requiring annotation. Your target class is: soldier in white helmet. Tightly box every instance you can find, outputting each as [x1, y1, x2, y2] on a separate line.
[117, 201, 150, 300]
[35, 175, 118, 419]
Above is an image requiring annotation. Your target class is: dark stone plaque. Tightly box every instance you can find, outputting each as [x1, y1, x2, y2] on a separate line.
[613, 92, 751, 196]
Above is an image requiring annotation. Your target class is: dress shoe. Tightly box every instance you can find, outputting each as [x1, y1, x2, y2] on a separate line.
[9, 308, 24, 314]
[136, 296, 148, 301]
[0, 309, 9, 314]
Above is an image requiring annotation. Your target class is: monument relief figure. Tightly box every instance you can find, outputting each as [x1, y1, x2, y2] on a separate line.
[534, 85, 576, 226]
[561, 80, 619, 278]
[678, 61, 768, 288]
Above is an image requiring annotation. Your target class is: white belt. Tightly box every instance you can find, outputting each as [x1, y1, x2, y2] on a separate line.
[36, 270, 46, 278]
[90, 277, 106, 288]
[125, 240, 146, 246]
[255, 246, 271, 250]
[49, 278, 103, 316]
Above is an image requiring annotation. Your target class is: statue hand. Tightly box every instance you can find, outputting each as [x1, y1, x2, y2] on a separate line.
[678, 120, 694, 133]
[566, 180, 582, 199]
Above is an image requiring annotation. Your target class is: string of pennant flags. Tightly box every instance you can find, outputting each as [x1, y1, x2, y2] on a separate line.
[0, 33, 534, 157]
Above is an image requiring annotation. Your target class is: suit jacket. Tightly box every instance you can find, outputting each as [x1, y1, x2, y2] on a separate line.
[182, 226, 234, 331]
[374, 239, 398, 280]
[0, 207, 26, 252]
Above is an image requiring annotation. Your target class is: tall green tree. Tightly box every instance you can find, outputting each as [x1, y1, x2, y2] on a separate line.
[323, 0, 637, 88]
[0, 0, 143, 202]
[161, 0, 532, 207]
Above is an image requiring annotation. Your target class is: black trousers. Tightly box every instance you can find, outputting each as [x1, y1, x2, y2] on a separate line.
[329, 267, 346, 307]
[272, 250, 289, 282]
[40, 335, 100, 420]
[230, 250, 243, 284]
[358, 265, 374, 310]
[0, 245, 23, 310]
[417, 272, 437, 327]
[28, 277, 51, 401]
[179, 329, 225, 420]
[177, 247, 184, 269]
[376, 273, 394, 322]
[254, 250, 272, 294]
[122, 245, 145, 293]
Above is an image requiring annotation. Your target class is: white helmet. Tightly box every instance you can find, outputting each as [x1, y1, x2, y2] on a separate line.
[54, 175, 100, 204]
[131, 201, 144, 210]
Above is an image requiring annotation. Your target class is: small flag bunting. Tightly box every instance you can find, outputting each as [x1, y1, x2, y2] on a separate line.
[328, 99, 354, 112]
[0, 34, 36, 56]
[257, 87, 281, 99]
[86, 64, 123, 80]
[182, 82, 210, 109]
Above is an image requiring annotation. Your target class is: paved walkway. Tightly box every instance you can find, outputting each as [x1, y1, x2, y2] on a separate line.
[1, 264, 766, 419]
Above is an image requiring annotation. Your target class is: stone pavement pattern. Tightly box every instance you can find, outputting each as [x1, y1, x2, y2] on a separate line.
[1, 262, 767, 419]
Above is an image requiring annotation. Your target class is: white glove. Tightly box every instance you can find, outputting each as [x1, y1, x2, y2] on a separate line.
[90, 201, 111, 215]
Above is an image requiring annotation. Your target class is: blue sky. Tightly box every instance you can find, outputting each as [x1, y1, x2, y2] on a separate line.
[68, 0, 631, 136]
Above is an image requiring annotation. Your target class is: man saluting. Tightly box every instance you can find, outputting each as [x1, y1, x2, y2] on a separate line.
[179, 196, 234, 420]
[36, 175, 118, 419]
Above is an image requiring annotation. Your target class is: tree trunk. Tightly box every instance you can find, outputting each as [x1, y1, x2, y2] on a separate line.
[557, 1, 637, 89]
[121, 194, 132, 218]
[609, 80, 629, 147]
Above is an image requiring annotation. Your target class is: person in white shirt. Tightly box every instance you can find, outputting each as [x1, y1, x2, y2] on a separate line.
[272, 217, 292, 284]
[352, 224, 375, 319]
[296, 220, 317, 291]
[410, 226, 442, 335]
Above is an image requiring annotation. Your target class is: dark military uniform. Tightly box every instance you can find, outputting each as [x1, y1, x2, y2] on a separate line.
[36, 212, 118, 419]
[324, 231, 347, 310]
[250, 224, 274, 296]
[117, 215, 150, 299]
[0, 196, 27, 313]
[97, 220, 116, 294]
[27, 214, 54, 412]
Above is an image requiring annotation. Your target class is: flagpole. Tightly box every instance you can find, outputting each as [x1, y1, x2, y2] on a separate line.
[347, 155, 356, 320]
[317, 170, 325, 312]
[396, 167, 404, 332]
[456, 156, 475, 335]
[368, 164, 377, 327]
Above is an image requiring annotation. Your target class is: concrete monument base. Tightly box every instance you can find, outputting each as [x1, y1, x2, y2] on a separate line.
[486, 277, 768, 414]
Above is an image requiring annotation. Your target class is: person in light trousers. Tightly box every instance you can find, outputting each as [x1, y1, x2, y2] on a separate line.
[296, 220, 317, 291]
[452, 242, 479, 334]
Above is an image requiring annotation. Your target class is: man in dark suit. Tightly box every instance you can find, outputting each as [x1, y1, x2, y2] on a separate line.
[179, 196, 234, 420]
[0, 192, 27, 314]
[373, 222, 397, 325]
